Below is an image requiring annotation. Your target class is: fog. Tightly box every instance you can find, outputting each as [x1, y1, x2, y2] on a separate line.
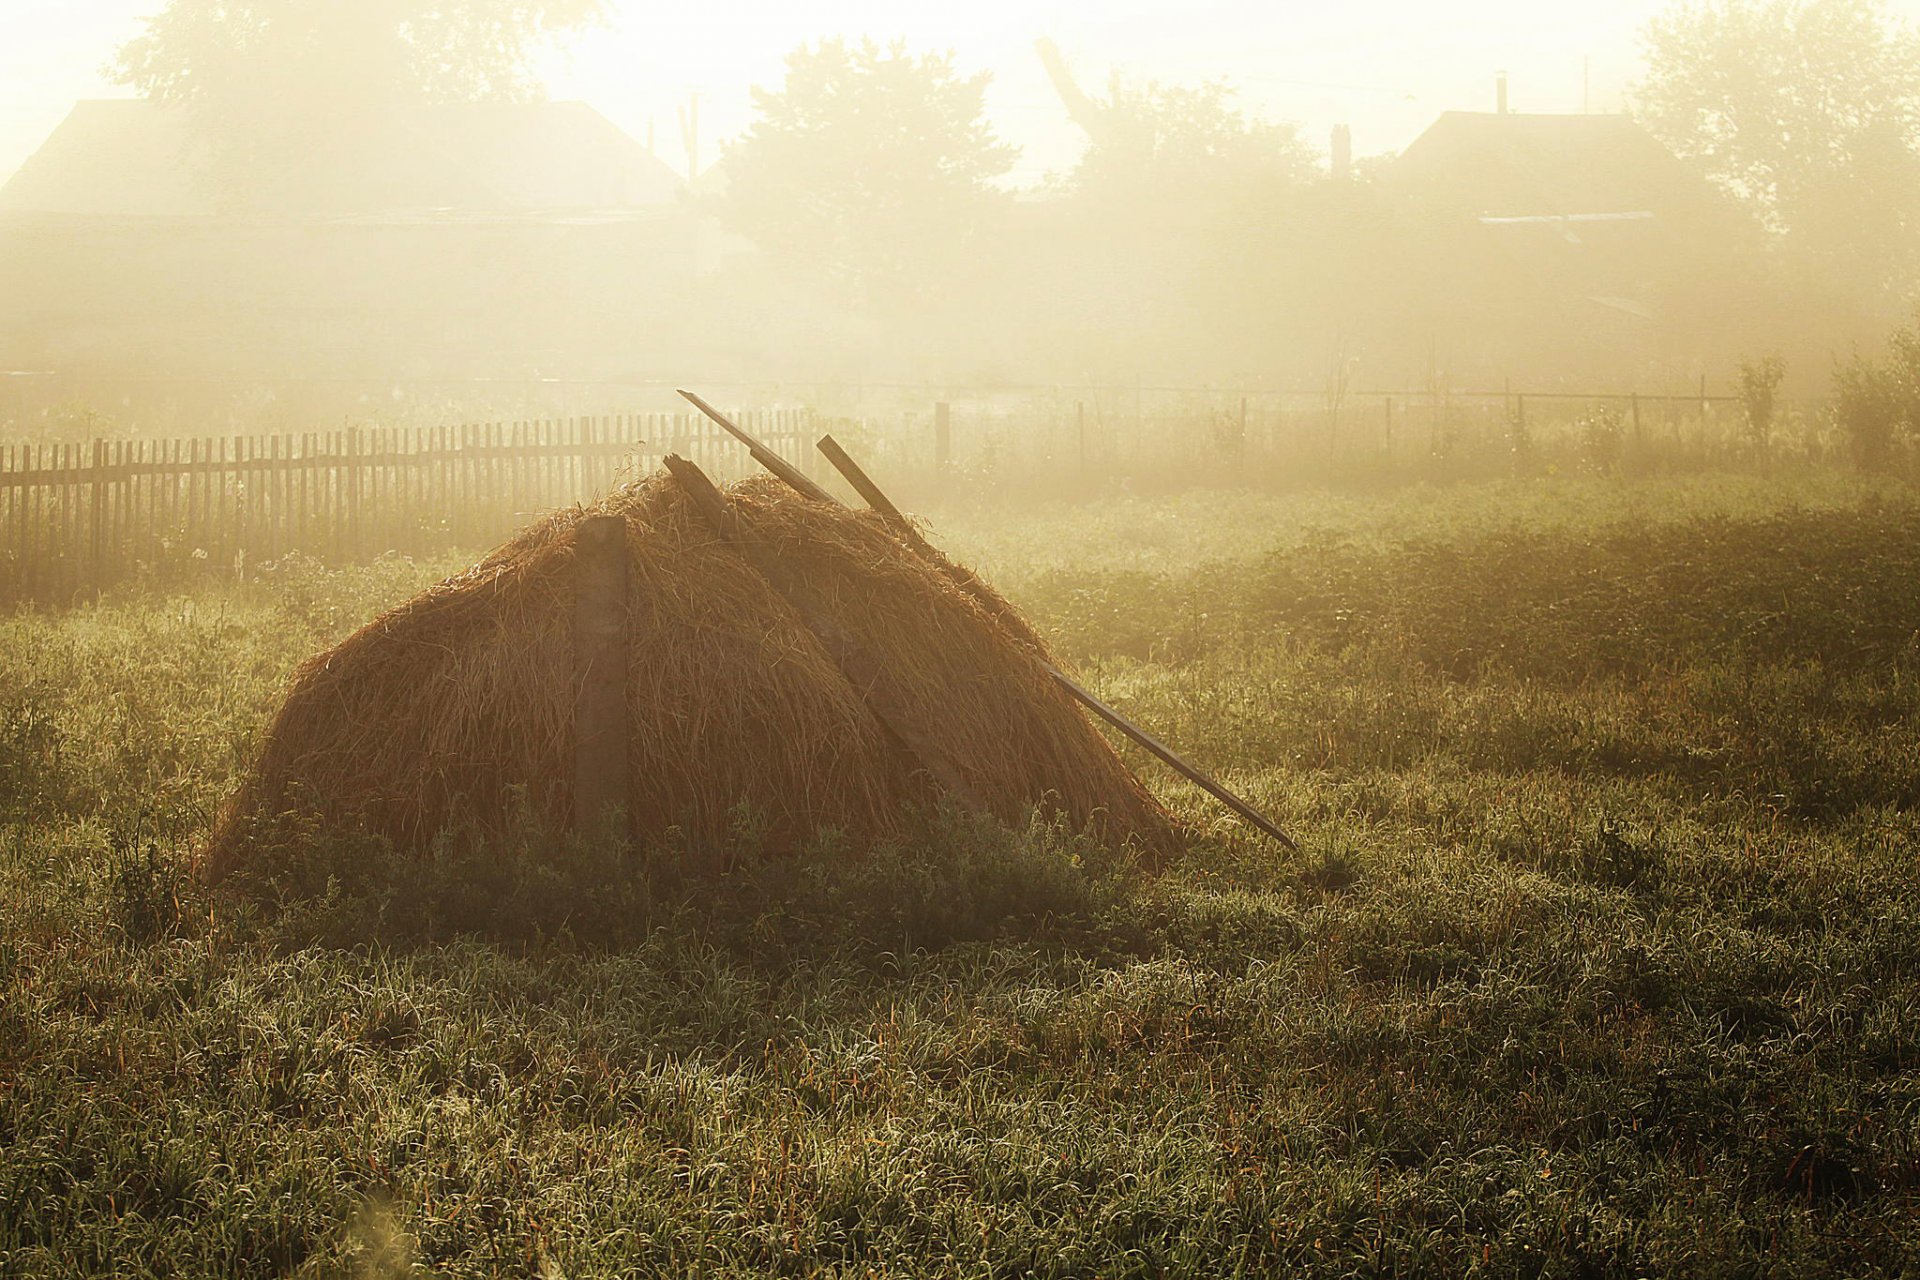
[4, 0, 1920, 426]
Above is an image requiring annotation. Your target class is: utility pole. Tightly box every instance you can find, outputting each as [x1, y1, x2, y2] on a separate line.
[677, 93, 700, 184]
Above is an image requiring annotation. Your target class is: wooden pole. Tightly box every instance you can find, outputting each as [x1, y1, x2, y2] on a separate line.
[813, 432, 1299, 851]
[89, 438, 105, 589]
[662, 453, 992, 817]
[683, 390, 1300, 849]
[572, 513, 630, 839]
[678, 389, 832, 502]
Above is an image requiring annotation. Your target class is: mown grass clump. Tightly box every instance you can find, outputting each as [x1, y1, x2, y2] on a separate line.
[3, 472, 1919, 1276]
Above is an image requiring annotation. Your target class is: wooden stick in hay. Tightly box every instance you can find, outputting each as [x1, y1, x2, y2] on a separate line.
[811, 433, 1301, 853]
[673, 392, 1298, 852]
[675, 391, 1297, 850]
[678, 389, 834, 504]
[660, 453, 994, 818]
[815, 434, 1049, 652]
[572, 513, 631, 838]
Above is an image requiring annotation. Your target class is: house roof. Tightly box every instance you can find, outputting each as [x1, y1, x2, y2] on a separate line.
[0, 99, 685, 218]
[1388, 111, 1727, 222]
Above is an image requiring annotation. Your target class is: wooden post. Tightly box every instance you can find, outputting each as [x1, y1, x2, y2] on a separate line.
[346, 427, 363, 560]
[663, 453, 992, 819]
[89, 438, 105, 590]
[113, 440, 128, 569]
[934, 401, 951, 474]
[234, 433, 249, 573]
[572, 514, 630, 839]
[810, 433, 1300, 854]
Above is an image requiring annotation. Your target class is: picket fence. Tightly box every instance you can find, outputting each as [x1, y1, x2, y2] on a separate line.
[0, 410, 816, 599]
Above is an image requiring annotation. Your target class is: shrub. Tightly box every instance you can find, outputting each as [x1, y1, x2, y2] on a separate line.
[1579, 405, 1625, 473]
[1832, 313, 1920, 470]
[1739, 354, 1787, 450]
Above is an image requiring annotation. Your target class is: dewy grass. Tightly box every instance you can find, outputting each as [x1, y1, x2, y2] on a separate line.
[2, 470, 1919, 1276]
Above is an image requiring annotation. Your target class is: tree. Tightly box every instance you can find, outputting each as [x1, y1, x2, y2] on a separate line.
[1045, 75, 1321, 378]
[1833, 308, 1920, 466]
[116, 0, 604, 107]
[717, 39, 1018, 303]
[1065, 78, 1317, 213]
[1637, 0, 1920, 281]
[114, 0, 603, 207]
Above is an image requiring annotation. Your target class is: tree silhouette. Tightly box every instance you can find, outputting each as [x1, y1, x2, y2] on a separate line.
[1637, 0, 1920, 301]
[718, 39, 1017, 304]
[113, 0, 604, 209]
[116, 0, 604, 107]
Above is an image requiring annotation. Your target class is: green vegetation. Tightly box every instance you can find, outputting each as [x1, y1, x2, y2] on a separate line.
[4, 472, 1920, 1276]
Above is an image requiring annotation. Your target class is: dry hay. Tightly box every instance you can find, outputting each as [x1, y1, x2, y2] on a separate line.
[205, 469, 1182, 878]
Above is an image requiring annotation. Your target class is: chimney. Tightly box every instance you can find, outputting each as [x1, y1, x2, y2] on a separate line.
[1330, 123, 1352, 180]
[1496, 71, 1509, 114]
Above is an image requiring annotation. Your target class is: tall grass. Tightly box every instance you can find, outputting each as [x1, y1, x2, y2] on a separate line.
[3, 471, 1919, 1276]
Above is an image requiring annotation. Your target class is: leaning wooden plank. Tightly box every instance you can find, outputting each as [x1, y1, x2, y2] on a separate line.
[815, 433, 1302, 853]
[677, 389, 833, 503]
[680, 391, 1300, 852]
[816, 433, 1053, 656]
[661, 454, 993, 818]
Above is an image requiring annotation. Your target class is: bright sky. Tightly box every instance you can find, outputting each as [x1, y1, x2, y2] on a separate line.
[7, 0, 1920, 189]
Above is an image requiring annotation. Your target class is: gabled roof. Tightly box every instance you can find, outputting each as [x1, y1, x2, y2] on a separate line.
[0, 99, 685, 218]
[1388, 111, 1727, 221]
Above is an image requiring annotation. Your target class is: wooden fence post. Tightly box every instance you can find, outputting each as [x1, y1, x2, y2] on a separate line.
[346, 427, 363, 561]
[89, 438, 105, 589]
[573, 513, 630, 840]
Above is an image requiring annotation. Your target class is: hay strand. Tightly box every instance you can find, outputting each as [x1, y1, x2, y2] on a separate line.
[205, 469, 1183, 879]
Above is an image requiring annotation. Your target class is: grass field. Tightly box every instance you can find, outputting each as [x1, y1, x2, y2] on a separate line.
[4, 470, 1920, 1276]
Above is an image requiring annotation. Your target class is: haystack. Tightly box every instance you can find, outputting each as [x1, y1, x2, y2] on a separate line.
[205, 469, 1181, 878]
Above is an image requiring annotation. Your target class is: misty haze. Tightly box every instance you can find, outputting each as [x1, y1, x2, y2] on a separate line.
[4, 1, 1920, 1275]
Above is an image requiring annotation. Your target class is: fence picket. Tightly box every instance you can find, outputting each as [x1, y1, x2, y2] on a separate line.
[0, 386, 1784, 602]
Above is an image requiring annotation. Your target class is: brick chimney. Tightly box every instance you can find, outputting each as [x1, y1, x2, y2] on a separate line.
[1497, 71, 1509, 114]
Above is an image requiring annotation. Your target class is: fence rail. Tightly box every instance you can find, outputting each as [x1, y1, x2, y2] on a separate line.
[0, 410, 816, 600]
[853, 385, 1827, 482]
[0, 385, 1841, 602]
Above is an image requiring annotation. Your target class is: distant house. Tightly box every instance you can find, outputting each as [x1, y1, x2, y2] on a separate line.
[1374, 110, 1769, 384]
[1389, 110, 1730, 227]
[0, 99, 703, 404]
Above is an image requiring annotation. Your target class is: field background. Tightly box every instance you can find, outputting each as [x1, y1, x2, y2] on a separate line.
[4, 468, 1920, 1275]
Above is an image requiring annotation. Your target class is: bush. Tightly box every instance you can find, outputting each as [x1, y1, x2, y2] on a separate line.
[1739, 354, 1786, 451]
[1832, 314, 1920, 470]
